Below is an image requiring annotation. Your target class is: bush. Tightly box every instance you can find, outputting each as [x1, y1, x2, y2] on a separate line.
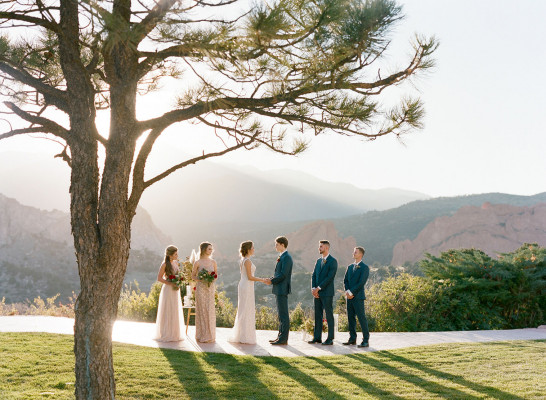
[215, 290, 236, 328]
[255, 306, 279, 330]
[421, 244, 546, 329]
[366, 273, 444, 331]
[366, 244, 546, 332]
[117, 281, 161, 322]
[0, 297, 17, 316]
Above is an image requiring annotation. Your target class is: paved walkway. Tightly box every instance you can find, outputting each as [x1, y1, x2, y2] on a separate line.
[1, 316, 545, 358]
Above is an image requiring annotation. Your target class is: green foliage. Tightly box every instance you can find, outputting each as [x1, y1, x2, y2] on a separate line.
[117, 281, 161, 322]
[255, 306, 279, 330]
[367, 273, 441, 331]
[421, 244, 545, 329]
[367, 245, 546, 331]
[215, 290, 236, 328]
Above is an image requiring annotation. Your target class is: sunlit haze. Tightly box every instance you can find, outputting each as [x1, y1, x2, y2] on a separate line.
[1, 0, 545, 198]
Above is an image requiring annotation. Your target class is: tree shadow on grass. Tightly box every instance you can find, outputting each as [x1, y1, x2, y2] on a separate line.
[311, 357, 405, 399]
[264, 356, 346, 399]
[159, 348, 218, 399]
[202, 352, 280, 400]
[347, 353, 526, 400]
[379, 350, 527, 400]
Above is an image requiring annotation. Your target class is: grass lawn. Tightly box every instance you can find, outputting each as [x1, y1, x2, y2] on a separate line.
[0, 333, 544, 399]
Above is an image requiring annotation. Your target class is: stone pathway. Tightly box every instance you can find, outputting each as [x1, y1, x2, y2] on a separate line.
[1, 316, 545, 358]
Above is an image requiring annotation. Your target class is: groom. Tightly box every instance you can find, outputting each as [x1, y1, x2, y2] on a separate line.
[266, 236, 293, 345]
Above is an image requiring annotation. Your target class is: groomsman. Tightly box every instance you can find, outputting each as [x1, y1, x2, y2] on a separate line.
[343, 246, 370, 348]
[309, 240, 337, 345]
[266, 236, 293, 345]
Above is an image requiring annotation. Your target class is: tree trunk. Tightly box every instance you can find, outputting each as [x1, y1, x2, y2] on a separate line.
[70, 60, 138, 396]
[71, 127, 135, 398]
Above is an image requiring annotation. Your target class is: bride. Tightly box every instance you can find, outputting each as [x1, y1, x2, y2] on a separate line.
[229, 240, 267, 344]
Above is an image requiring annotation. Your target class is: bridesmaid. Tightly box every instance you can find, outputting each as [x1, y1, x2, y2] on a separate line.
[192, 241, 217, 343]
[154, 245, 185, 342]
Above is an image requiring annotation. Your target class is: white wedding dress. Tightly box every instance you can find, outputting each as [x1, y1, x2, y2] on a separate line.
[229, 257, 257, 344]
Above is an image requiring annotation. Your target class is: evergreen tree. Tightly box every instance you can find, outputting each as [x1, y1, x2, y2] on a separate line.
[0, 1, 436, 397]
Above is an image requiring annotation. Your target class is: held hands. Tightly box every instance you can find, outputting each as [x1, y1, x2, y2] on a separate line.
[262, 278, 272, 285]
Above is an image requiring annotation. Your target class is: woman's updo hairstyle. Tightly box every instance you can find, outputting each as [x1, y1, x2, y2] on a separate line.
[199, 242, 212, 258]
[239, 241, 253, 257]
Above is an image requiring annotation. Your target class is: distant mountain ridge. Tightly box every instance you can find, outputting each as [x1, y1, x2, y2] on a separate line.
[0, 151, 430, 245]
[0, 194, 171, 302]
[392, 202, 546, 265]
[332, 192, 546, 265]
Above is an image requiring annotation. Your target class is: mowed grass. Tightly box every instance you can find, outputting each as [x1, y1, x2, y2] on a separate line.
[0, 333, 544, 399]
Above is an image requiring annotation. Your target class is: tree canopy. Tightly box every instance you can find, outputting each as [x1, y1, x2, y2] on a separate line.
[1, 0, 436, 196]
[0, 0, 437, 398]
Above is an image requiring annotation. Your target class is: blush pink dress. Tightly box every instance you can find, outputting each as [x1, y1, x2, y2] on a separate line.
[195, 261, 216, 343]
[154, 260, 185, 342]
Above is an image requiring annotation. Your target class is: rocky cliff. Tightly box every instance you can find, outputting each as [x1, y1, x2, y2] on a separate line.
[391, 202, 546, 265]
[0, 194, 172, 302]
[256, 220, 357, 271]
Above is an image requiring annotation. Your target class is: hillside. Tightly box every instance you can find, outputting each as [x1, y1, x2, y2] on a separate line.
[332, 192, 546, 265]
[0, 151, 429, 243]
[392, 202, 546, 265]
[0, 194, 172, 303]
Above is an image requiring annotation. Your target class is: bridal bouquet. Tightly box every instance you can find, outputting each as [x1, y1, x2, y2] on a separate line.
[198, 269, 217, 287]
[166, 272, 185, 290]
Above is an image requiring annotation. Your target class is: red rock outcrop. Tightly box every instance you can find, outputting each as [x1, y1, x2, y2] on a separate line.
[256, 220, 357, 271]
[391, 203, 546, 265]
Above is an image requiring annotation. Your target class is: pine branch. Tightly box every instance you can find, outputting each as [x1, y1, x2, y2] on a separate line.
[0, 11, 60, 32]
[131, 0, 180, 45]
[0, 126, 44, 140]
[3, 101, 69, 139]
[0, 62, 69, 111]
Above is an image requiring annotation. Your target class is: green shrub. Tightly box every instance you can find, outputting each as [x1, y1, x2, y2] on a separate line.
[255, 306, 279, 330]
[421, 244, 546, 329]
[367, 273, 441, 331]
[117, 281, 161, 322]
[366, 244, 546, 332]
[215, 290, 235, 328]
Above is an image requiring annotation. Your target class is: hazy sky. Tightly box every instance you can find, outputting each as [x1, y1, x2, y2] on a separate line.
[1, 0, 545, 198]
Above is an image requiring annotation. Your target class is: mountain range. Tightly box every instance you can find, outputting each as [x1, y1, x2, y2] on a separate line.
[0, 193, 170, 303]
[2, 150, 546, 307]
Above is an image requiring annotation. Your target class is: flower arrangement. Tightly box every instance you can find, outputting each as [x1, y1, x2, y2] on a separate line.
[302, 317, 314, 335]
[198, 269, 217, 287]
[166, 271, 185, 290]
[180, 257, 195, 283]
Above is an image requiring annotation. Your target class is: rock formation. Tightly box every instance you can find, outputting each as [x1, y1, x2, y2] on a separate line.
[256, 220, 357, 271]
[391, 203, 546, 265]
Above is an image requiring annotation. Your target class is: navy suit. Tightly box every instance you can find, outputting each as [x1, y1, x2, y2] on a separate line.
[271, 251, 293, 342]
[311, 254, 337, 341]
[343, 260, 370, 342]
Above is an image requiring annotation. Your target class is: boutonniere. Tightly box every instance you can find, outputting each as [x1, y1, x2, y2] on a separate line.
[277, 257, 280, 262]
[354, 263, 360, 270]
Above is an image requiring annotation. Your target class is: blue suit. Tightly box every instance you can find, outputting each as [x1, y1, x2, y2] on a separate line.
[271, 251, 293, 341]
[311, 254, 337, 341]
[344, 260, 370, 342]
